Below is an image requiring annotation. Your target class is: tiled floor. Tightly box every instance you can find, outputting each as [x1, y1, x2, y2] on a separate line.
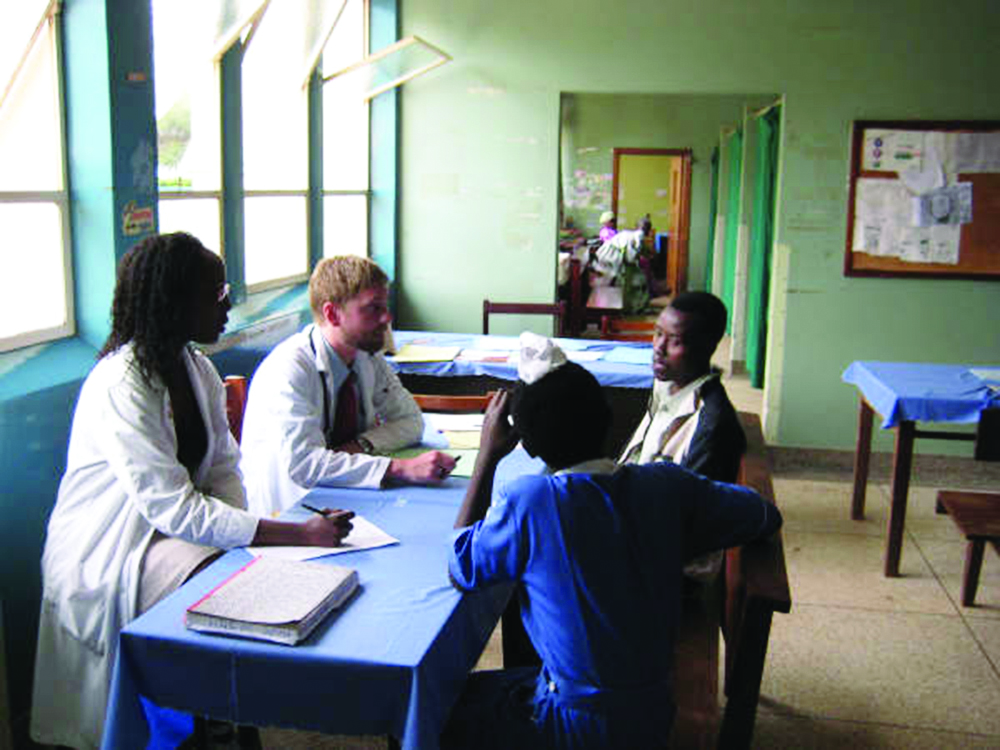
[258, 345, 1000, 749]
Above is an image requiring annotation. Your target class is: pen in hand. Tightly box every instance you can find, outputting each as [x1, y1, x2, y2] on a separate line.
[302, 504, 355, 528]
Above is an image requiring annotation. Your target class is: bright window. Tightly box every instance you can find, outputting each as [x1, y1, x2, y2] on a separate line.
[151, 0, 267, 255]
[0, 0, 72, 350]
[324, 194, 368, 258]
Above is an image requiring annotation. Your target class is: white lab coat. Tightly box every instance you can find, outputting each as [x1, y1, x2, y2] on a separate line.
[239, 325, 423, 517]
[31, 344, 259, 750]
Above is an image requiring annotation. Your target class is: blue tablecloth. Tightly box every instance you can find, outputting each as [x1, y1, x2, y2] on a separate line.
[842, 361, 998, 429]
[389, 331, 653, 390]
[102, 449, 546, 750]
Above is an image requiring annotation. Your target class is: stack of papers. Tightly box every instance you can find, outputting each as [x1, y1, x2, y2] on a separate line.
[391, 344, 462, 363]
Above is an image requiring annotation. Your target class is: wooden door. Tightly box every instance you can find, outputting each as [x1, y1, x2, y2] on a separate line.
[667, 153, 692, 294]
[612, 148, 692, 296]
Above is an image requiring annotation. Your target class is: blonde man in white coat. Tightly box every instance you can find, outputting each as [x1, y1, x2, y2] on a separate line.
[239, 256, 457, 517]
[31, 234, 353, 749]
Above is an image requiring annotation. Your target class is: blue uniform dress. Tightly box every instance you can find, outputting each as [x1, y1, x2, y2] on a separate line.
[446, 459, 782, 750]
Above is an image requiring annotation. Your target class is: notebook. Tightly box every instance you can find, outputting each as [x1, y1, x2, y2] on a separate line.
[185, 557, 358, 645]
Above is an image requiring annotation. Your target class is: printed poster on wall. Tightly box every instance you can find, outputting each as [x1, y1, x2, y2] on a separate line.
[852, 178, 961, 265]
[862, 129, 927, 172]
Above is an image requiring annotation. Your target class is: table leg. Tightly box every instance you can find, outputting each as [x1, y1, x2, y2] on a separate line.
[962, 540, 986, 606]
[884, 420, 915, 577]
[851, 397, 874, 521]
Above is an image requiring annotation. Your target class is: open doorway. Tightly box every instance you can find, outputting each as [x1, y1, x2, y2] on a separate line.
[612, 147, 692, 296]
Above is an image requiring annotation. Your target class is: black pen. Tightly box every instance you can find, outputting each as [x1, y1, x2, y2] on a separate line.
[301, 503, 353, 525]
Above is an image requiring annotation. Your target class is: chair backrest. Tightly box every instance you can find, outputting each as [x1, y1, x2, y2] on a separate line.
[412, 392, 498, 413]
[600, 315, 657, 341]
[482, 300, 566, 337]
[224, 375, 248, 444]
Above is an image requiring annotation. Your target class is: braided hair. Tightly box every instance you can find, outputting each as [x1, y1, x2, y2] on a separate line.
[98, 232, 212, 384]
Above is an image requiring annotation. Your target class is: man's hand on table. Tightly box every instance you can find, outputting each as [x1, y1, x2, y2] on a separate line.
[386, 450, 458, 485]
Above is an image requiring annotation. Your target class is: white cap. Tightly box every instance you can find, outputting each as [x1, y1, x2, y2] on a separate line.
[599, 210, 615, 224]
[517, 331, 568, 385]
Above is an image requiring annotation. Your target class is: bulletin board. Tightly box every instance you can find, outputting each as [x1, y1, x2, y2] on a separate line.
[844, 120, 1000, 280]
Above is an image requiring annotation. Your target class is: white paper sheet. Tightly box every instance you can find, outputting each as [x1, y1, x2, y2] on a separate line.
[455, 349, 515, 363]
[422, 412, 485, 432]
[949, 132, 1000, 173]
[246, 515, 399, 561]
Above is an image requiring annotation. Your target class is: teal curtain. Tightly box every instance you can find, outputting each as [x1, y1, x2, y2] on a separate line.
[721, 129, 742, 334]
[746, 107, 780, 388]
[704, 147, 719, 291]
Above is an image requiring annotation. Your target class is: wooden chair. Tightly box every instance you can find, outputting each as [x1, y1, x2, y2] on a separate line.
[600, 315, 657, 341]
[482, 300, 566, 337]
[412, 392, 497, 413]
[224, 375, 248, 444]
[937, 490, 1000, 606]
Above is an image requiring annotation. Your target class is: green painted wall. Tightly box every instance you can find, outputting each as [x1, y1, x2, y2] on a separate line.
[398, 0, 1000, 453]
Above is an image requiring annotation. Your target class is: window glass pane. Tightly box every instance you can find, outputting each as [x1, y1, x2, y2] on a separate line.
[0, 202, 68, 339]
[152, 0, 223, 192]
[321, 0, 363, 75]
[0, 0, 49, 86]
[242, 3, 309, 190]
[244, 196, 308, 285]
[322, 0, 368, 190]
[0, 19, 62, 190]
[323, 194, 367, 257]
[158, 198, 222, 254]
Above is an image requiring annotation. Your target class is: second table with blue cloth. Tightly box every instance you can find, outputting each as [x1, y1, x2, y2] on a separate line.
[841, 361, 999, 428]
[841, 360, 1000, 577]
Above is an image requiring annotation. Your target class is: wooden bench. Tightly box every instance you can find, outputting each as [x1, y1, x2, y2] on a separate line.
[671, 412, 792, 749]
[937, 490, 1000, 606]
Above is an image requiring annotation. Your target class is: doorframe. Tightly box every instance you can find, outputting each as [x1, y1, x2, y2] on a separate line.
[611, 147, 693, 295]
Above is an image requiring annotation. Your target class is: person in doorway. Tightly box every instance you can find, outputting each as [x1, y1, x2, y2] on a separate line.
[441, 339, 781, 750]
[31, 233, 353, 750]
[597, 210, 618, 242]
[239, 255, 457, 517]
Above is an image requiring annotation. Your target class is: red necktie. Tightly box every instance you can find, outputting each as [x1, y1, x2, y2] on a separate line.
[329, 371, 359, 448]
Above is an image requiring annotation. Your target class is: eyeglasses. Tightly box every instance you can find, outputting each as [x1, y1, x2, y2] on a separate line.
[217, 283, 231, 303]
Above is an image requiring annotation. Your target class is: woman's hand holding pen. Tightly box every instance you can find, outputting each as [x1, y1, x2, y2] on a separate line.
[301, 504, 355, 547]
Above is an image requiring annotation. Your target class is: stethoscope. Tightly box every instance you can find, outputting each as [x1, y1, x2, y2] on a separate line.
[310, 334, 336, 449]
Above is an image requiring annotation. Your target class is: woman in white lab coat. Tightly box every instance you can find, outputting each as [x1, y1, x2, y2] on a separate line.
[30, 233, 354, 750]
